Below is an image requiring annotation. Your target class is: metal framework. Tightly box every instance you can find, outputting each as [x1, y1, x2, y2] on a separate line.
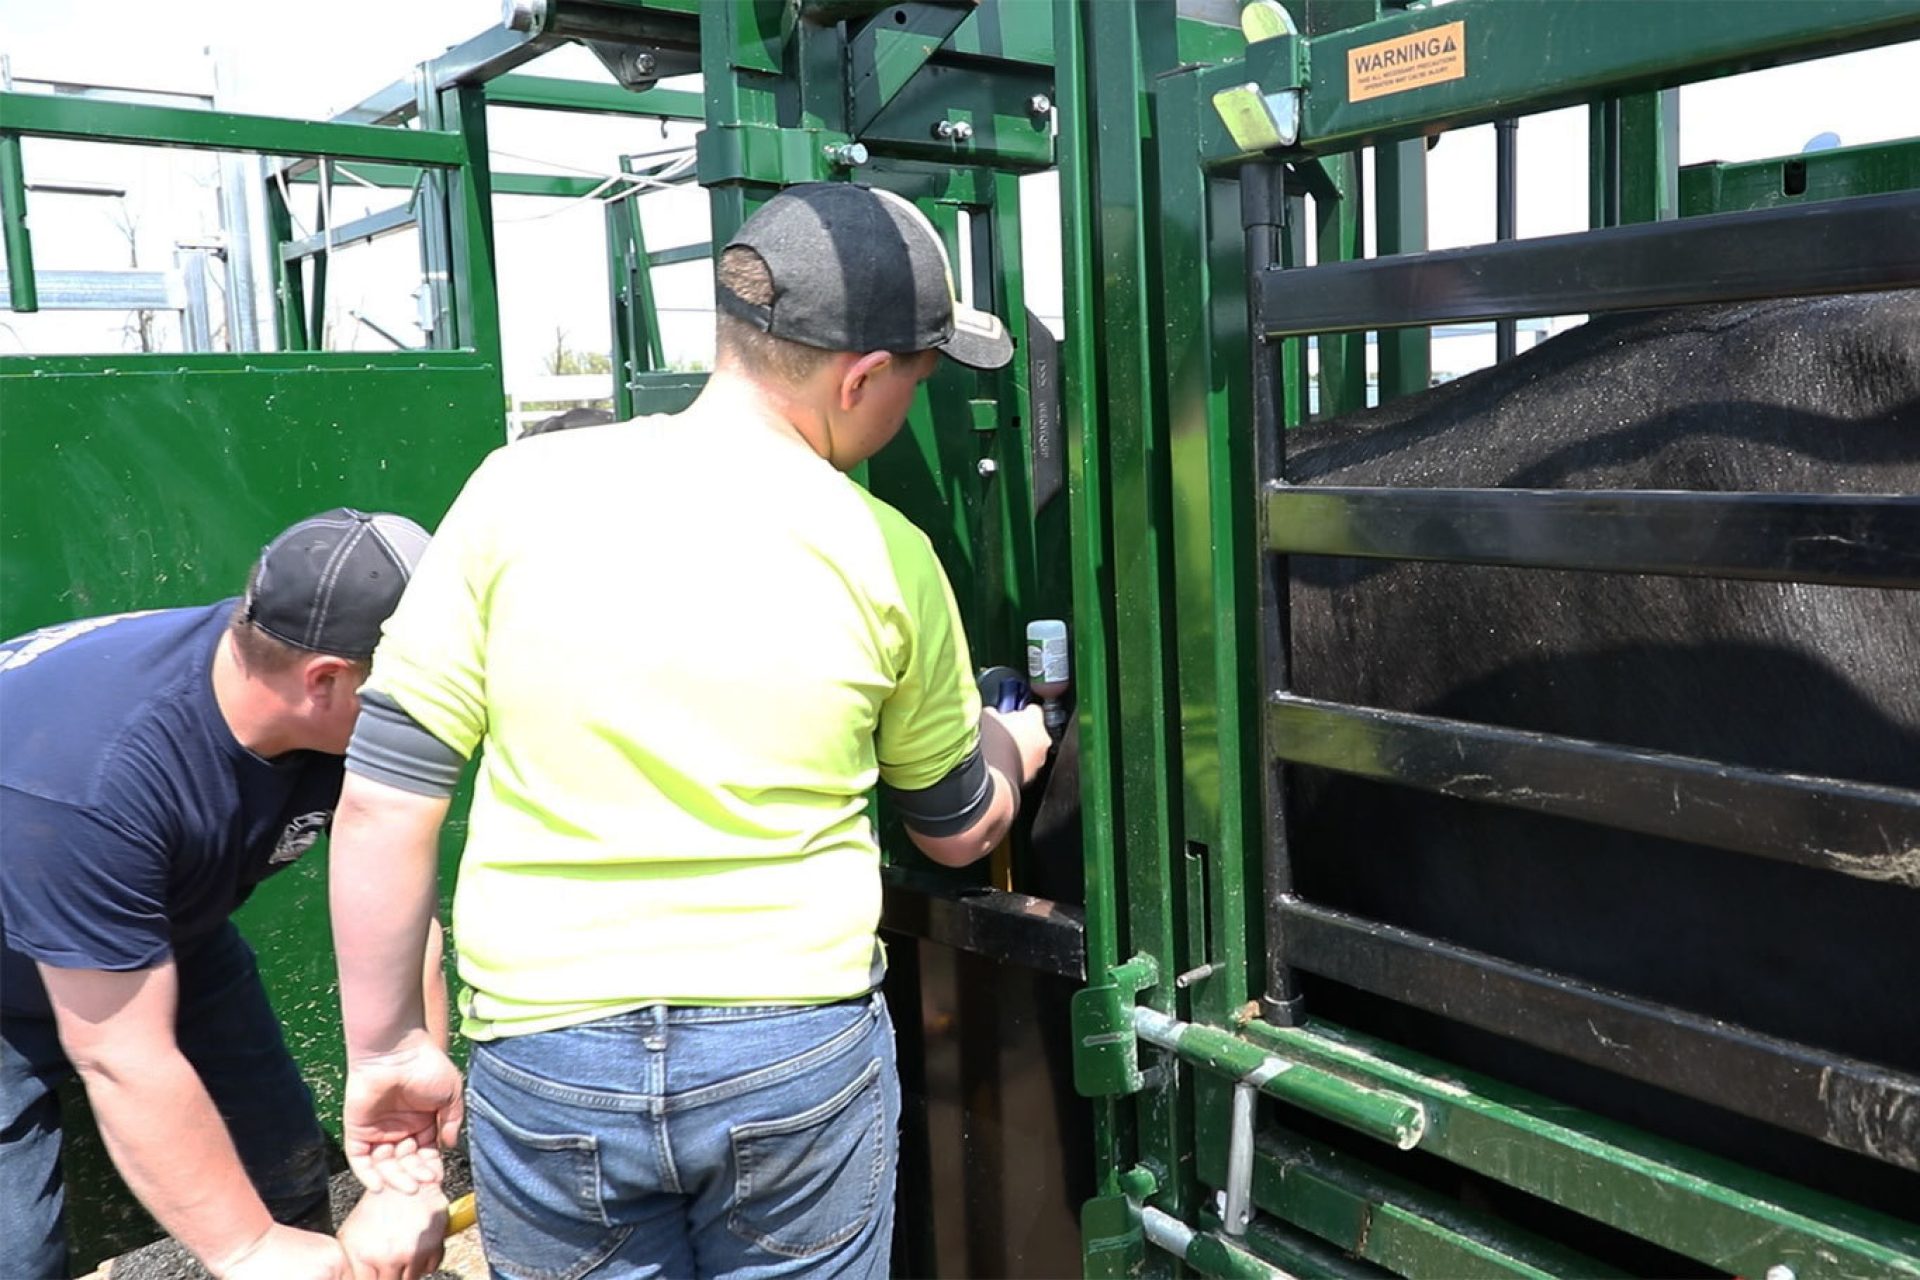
[5, 2, 1920, 1275]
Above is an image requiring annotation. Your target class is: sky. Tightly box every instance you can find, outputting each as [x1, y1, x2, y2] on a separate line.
[2, 1, 1916, 385]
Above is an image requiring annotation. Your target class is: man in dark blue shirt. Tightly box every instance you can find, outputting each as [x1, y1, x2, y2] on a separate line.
[0, 509, 442, 1280]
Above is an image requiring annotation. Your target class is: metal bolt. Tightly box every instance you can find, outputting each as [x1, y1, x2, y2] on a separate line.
[1028, 94, 1052, 116]
[627, 50, 658, 78]
[976, 458, 998, 478]
[823, 142, 869, 168]
[932, 119, 974, 143]
[1765, 1268, 1795, 1280]
[503, 0, 547, 34]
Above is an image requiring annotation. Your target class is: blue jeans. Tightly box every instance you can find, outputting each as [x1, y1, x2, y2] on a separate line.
[468, 994, 899, 1280]
[0, 924, 331, 1279]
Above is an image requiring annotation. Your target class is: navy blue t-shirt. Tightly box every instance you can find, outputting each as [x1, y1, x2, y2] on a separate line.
[0, 603, 344, 1018]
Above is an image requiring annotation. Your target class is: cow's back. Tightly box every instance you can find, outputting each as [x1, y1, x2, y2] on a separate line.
[1282, 290, 1920, 1211]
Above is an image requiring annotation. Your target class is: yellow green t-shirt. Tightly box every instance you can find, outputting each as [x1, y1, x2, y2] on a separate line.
[365, 414, 981, 1040]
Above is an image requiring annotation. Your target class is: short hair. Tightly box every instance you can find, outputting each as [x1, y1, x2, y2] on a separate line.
[714, 246, 836, 387]
[227, 570, 369, 676]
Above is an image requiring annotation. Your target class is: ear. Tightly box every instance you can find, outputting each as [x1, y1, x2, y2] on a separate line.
[836, 351, 895, 412]
[302, 654, 362, 707]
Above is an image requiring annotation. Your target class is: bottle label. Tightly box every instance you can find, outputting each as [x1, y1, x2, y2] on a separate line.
[1028, 636, 1070, 685]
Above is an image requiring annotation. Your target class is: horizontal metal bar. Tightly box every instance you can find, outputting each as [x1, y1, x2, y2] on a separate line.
[1141, 1206, 1290, 1280]
[0, 92, 465, 167]
[1209, 0, 1920, 160]
[485, 75, 704, 120]
[1257, 191, 1920, 335]
[1241, 1017, 1920, 1278]
[1, 268, 184, 311]
[1250, 1130, 1623, 1278]
[280, 202, 418, 262]
[878, 867, 1084, 980]
[335, 26, 562, 127]
[1134, 1006, 1427, 1149]
[1269, 695, 1920, 886]
[1276, 899, 1920, 1171]
[646, 241, 711, 268]
[1265, 486, 1920, 588]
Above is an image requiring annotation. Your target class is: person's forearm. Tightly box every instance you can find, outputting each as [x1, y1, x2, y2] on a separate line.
[423, 916, 450, 1053]
[76, 1045, 275, 1271]
[331, 775, 449, 1058]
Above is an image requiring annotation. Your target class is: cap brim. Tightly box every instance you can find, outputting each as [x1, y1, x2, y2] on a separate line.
[939, 304, 1015, 370]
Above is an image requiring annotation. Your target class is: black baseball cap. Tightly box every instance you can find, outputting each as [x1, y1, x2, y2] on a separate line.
[242, 508, 429, 660]
[718, 183, 1014, 370]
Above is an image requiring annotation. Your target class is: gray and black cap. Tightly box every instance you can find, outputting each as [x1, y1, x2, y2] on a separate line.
[243, 508, 429, 660]
[718, 182, 1014, 371]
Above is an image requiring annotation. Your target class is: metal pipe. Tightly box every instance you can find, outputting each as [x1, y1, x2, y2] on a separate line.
[1134, 1007, 1427, 1150]
[0, 131, 37, 312]
[1603, 98, 1623, 228]
[1243, 161, 1304, 1026]
[1494, 116, 1517, 361]
[1222, 1082, 1256, 1236]
[1140, 1206, 1291, 1279]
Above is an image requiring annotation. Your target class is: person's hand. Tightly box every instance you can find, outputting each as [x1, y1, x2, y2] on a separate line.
[208, 1223, 350, 1280]
[344, 1038, 463, 1193]
[338, 1184, 449, 1280]
[983, 703, 1051, 787]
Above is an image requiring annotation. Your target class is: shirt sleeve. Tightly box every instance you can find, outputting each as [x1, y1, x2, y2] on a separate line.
[0, 788, 173, 973]
[874, 518, 982, 793]
[362, 451, 505, 758]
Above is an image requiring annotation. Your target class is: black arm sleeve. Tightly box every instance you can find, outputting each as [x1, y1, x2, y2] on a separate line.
[879, 741, 993, 838]
[345, 689, 467, 798]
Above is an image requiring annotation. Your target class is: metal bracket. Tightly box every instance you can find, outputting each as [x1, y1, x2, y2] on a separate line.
[695, 123, 860, 187]
[1070, 953, 1159, 1098]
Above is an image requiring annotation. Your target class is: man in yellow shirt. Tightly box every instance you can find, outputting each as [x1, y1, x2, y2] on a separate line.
[328, 183, 1050, 1277]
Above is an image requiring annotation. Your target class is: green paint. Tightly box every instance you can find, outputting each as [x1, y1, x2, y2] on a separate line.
[0, 90, 465, 166]
[1680, 136, 1920, 215]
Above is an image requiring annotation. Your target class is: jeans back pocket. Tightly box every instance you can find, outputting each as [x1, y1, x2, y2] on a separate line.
[469, 1088, 632, 1280]
[727, 1055, 886, 1259]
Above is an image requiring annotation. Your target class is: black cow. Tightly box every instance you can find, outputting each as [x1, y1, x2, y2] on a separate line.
[1284, 290, 1920, 1222]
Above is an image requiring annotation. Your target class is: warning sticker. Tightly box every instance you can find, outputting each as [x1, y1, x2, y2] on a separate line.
[1348, 20, 1466, 103]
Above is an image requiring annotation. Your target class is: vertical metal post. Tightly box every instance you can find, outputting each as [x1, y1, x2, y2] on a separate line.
[1312, 155, 1365, 414]
[177, 248, 213, 352]
[1593, 98, 1624, 229]
[1055, 0, 1129, 1214]
[0, 130, 38, 312]
[1374, 138, 1429, 400]
[604, 195, 637, 420]
[265, 177, 308, 350]
[1494, 117, 1517, 362]
[308, 162, 331, 348]
[414, 72, 456, 348]
[1244, 161, 1304, 1028]
[444, 83, 501, 362]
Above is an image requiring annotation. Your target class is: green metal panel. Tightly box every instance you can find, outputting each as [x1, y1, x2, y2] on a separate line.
[847, 2, 972, 135]
[1194, 0, 1920, 161]
[858, 61, 1056, 171]
[1680, 136, 1920, 215]
[0, 351, 501, 1269]
[0, 90, 466, 166]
